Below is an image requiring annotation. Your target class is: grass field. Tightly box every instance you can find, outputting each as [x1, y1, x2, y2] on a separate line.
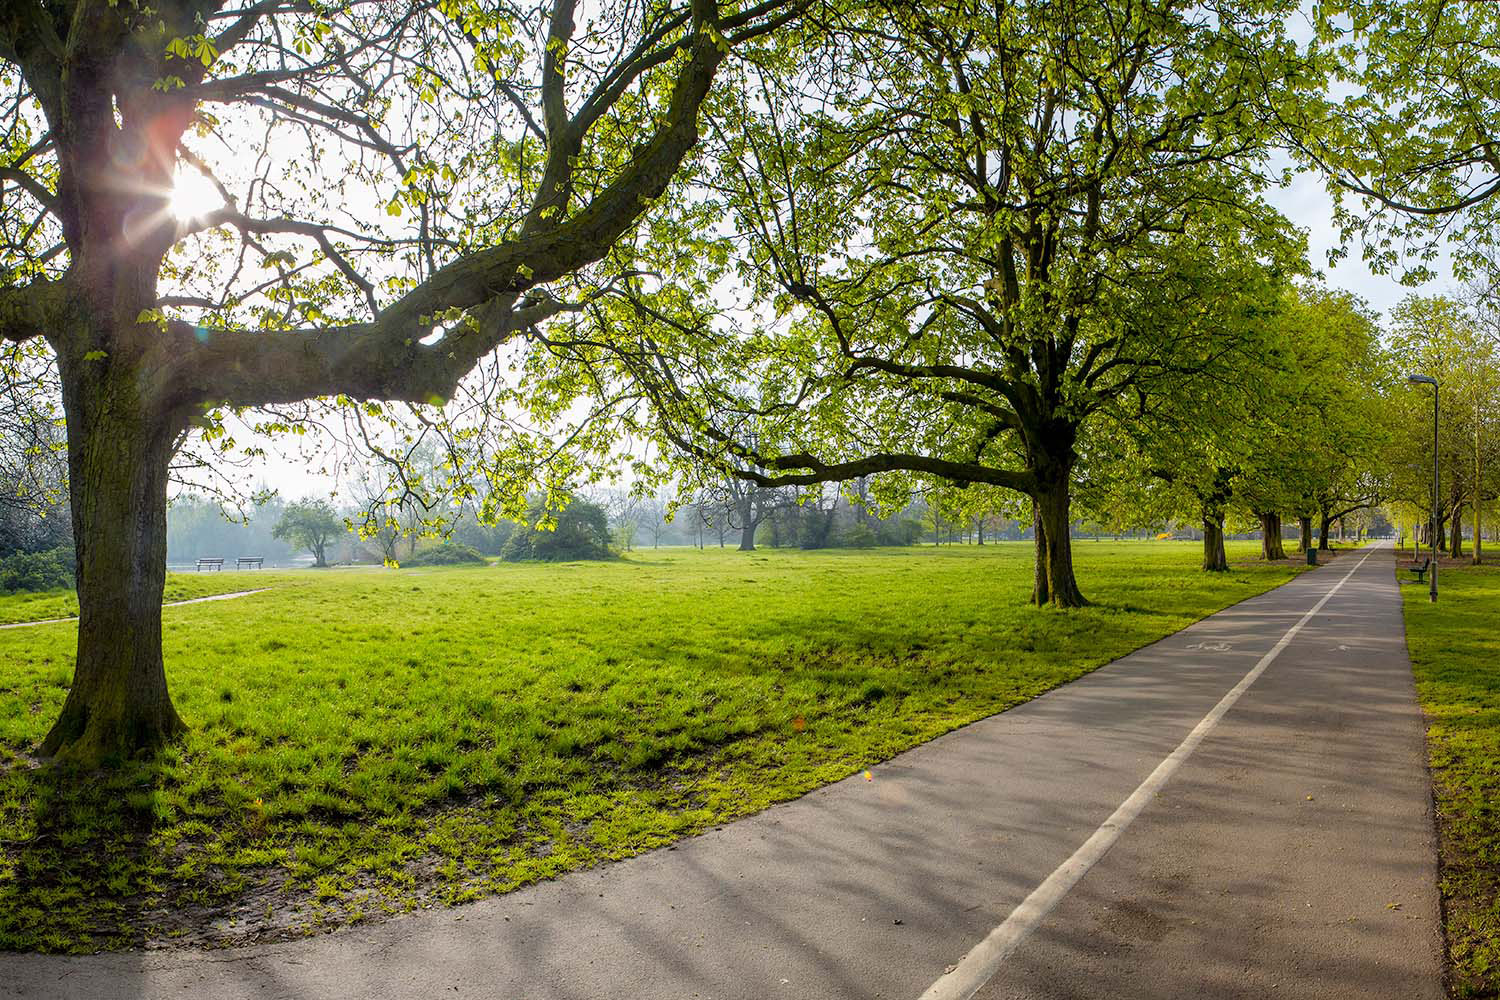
[0, 541, 1308, 952]
[1401, 559, 1500, 999]
[0, 572, 290, 626]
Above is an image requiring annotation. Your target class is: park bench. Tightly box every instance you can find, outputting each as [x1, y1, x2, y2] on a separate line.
[1407, 557, 1431, 583]
[196, 557, 224, 572]
[236, 556, 264, 570]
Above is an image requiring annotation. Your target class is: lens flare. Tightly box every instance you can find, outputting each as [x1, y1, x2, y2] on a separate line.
[170, 165, 225, 221]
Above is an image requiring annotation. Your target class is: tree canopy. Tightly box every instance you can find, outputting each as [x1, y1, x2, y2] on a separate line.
[576, 0, 1313, 605]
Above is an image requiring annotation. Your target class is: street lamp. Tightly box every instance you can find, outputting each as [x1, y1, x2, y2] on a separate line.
[1408, 373, 1439, 602]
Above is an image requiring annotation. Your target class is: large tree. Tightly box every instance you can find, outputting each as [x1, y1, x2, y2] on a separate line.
[0, 0, 796, 763]
[588, 0, 1310, 605]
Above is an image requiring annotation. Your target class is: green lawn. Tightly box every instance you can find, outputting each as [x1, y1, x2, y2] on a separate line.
[0, 571, 296, 626]
[1401, 560, 1500, 999]
[0, 541, 1307, 952]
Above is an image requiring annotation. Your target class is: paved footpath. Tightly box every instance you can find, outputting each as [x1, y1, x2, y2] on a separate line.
[2, 542, 1442, 1000]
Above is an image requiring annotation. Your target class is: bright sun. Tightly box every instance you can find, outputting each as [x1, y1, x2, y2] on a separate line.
[169, 165, 225, 221]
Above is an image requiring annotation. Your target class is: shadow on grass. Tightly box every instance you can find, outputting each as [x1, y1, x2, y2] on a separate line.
[0, 753, 171, 952]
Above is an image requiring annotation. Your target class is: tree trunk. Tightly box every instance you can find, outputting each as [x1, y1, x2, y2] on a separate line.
[1202, 511, 1228, 571]
[1318, 509, 1332, 551]
[1030, 497, 1048, 605]
[1298, 516, 1312, 552]
[1449, 505, 1464, 558]
[1257, 512, 1286, 560]
[41, 362, 185, 763]
[737, 493, 756, 551]
[1476, 401, 1484, 565]
[1035, 480, 1086, 607]
[1474, 499, 1483, 566]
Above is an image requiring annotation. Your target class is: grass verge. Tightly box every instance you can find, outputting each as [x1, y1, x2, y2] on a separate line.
[1401, 558, 1500, 999]
[0, 541, 1307, 952]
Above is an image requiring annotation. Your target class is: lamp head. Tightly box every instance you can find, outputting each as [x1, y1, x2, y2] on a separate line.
[1407, 374, 1438, 386]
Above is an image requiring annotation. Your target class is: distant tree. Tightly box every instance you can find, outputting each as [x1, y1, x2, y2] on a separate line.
[0, 343, 69, 557]
[1386, 295, 1500, 560]
[451, 507, 513, 556]
[714, 475, 788, 551]
[602, 492, 644, 553]
[501, 496, 613, 562]
[272, 500, 342, 568]
[641, 497, 671, 549]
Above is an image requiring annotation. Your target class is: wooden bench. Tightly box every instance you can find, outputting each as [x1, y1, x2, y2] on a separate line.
[196, 557, 224, 572]
[236, 556, 264, 570]
[1407, 557, 1431, 582]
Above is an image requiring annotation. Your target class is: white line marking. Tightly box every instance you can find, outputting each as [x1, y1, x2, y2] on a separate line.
[918, 545, 1380, 1000]
[0, 588, 270, 630]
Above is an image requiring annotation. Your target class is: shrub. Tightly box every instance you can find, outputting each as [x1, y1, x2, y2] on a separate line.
[501, 496, 613, 562]
[403, 542, 487, 567]
[0, 545, 75, 593]
[840, 522, 878, 548]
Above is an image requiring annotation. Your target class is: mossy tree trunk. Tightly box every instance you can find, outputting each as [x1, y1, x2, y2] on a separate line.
[41, 349, 187, 762]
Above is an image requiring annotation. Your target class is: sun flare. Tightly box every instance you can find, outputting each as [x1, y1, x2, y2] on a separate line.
[169, 165, 225, 221]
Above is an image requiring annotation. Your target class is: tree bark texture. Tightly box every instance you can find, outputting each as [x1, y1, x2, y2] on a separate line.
[1031, 497, 1049, 606]
[1257, 512, 1286, 560]
[41, 354, 186, 761]
[1202, 513, 1228, 571]
[1035, 479, 1086, 607]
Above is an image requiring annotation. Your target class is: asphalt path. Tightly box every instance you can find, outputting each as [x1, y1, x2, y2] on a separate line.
[1, 542, 1442, 999]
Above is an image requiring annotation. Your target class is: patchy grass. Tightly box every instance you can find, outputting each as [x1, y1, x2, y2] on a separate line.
[1401, 558, 1500, 999]
[0, 541, 1307, 952]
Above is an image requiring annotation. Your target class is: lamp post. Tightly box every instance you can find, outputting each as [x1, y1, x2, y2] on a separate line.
[1408, 374, 1439, 602]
